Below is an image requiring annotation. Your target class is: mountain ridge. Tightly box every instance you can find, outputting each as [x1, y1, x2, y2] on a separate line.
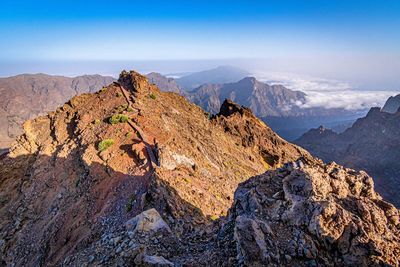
[0, 70, 399, 266]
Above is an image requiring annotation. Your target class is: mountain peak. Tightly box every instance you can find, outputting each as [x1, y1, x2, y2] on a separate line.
[217, 99, 253, 117]
[382, 94, 400, 113]
[118, 70, 150, 94]
[238, 76, 257, 85]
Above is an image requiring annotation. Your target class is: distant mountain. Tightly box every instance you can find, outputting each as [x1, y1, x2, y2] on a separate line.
[144, 70, 366, 140]
[176, 65, 250, 90]
[382, 94, 400, 113]
[296, 106, 400, 207]
[188, 77, 307, 116]
[146, 72, 183, 94]
[0, 73, 115, 149]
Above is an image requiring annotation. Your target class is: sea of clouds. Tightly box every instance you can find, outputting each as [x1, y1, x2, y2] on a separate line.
[255, 71, 398, 111]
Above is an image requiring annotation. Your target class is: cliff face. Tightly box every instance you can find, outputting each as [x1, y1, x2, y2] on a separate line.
[0, 70, 308, 266]
[0, 73, 115, 149]
[382, 94, 400, 113]
[296, 107, 400, 207]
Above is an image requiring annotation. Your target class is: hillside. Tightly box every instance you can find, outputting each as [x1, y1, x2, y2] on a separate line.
[0, 73, 115, 149]
[296, 107, 400, 207]
[0, 70, 310, 266]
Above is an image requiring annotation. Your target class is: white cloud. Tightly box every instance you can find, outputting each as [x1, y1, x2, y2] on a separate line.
[253, 71, 399, 110]
[299, 90, 398, 110]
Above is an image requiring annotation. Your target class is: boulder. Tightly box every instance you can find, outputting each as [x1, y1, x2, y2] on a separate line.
[135, 254, 174, 267]
[125, 208, 171, 233]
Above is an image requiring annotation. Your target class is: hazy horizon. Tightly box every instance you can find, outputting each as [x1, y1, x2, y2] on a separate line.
[1, 0, 399, 110]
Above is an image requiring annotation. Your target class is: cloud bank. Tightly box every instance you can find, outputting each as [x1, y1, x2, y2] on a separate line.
[255, 71, 399, 110]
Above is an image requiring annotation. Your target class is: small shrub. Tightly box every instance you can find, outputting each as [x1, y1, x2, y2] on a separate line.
[126, 107, 134, 112]
[100, 87, 107, 93]
[126, 194, 135, 212]
[149, 93, 156, 100]
[93, 119, 101, 125]
[116, 92, 122, 97]
[98, 139, 114, 152]
[210, 215, 219, 221]
[109, 114, 129, 124]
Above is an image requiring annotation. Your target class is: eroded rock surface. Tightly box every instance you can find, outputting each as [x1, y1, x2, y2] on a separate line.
[219, 158, 400, 266]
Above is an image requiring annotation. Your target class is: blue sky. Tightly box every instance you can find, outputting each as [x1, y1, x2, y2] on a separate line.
[0, 0, 399, 92]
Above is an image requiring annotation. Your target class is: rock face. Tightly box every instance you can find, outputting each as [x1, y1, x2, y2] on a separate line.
[220, 158, 400, 266]
[382, 94, 400, 113]
[296, 106, 400, 207]
[0, 73, 115, 149]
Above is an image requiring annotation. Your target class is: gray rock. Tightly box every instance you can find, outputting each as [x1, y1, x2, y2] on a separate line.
[125, 208, 171, 233]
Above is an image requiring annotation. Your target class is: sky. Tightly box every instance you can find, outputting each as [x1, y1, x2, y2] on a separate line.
[0, 0, 399, 108]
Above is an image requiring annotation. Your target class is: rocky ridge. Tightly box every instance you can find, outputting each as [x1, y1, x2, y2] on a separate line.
[0, 71, 399, 266]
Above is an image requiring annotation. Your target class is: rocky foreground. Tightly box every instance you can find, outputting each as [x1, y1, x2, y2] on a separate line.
[0, 71, 399, 266]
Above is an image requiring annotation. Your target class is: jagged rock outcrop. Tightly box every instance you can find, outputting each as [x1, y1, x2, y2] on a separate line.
[218, 158, 400, 266]
[0, 73, 115, 149]
[296, 105, 400, 207]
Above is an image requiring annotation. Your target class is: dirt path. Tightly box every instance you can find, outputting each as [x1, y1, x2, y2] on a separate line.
[117, 84, 159, 170]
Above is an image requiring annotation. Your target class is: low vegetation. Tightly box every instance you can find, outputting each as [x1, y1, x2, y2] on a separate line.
[98, 139, 114, 152]
[109, 114, 129, 124]
[149, 93, 156, 99]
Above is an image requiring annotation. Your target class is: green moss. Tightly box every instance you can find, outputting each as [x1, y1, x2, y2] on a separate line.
[109, 114, 129, 124]
[149, 93, 156, 99]
[98, 139, 114, 152]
